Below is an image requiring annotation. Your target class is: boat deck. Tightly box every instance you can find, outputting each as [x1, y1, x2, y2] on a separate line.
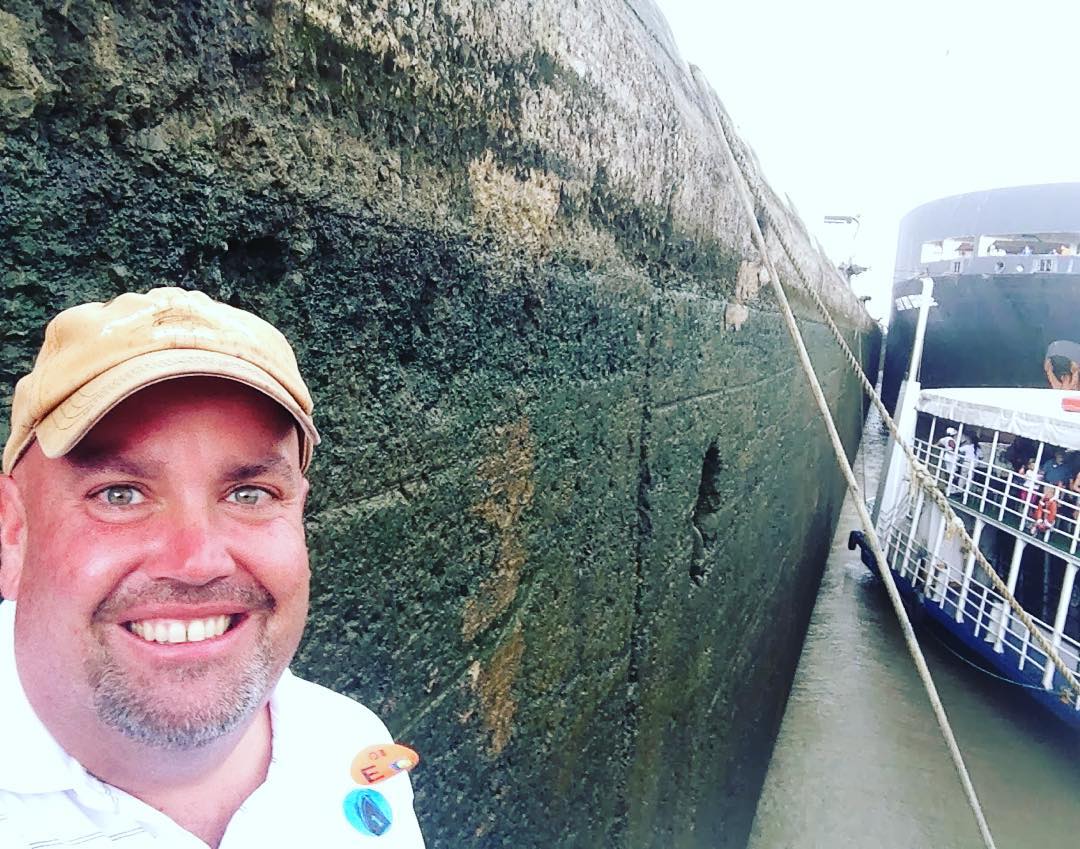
[875, 438, 1080, 722]
[879, 512, 1080, 715]
[920, 439, 1080, 562]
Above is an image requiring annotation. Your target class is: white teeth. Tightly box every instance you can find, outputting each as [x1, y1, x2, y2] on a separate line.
[127, 616, 233, 644]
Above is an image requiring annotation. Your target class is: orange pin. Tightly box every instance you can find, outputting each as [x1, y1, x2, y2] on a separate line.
[350, 743, 420, 786]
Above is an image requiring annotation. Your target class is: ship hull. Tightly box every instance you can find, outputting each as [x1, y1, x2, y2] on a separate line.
[0, 2, 878, 847]
[893, 567, 1080, 730]
[882, 272, 1080, 412]
[849, 530, 1080, 729]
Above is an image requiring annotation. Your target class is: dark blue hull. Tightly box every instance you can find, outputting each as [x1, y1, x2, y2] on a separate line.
[849, 530, 1080, 729]
[881, 272, 1080, 413]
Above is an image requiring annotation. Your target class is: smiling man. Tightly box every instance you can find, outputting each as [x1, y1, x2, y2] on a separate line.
[0, 288, 424, 848]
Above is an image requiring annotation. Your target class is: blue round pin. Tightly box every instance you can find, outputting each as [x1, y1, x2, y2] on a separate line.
[343, 788, 394, 837]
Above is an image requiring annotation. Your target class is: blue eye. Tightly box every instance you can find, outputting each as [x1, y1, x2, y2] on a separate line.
[228, 486, 270, 505]
[97, 486, 144, 506]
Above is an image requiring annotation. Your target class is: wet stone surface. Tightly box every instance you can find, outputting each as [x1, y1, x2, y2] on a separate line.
[1, 2, 878, 846]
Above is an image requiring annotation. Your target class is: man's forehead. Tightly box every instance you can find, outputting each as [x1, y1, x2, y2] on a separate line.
[61, 378, 299, 465]
[63, 441, 296, 475]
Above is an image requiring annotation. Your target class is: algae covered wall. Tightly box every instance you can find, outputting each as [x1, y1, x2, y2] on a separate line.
[0, 1, 880, 846]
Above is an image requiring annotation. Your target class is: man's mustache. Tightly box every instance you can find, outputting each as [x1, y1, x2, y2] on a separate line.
[94, 579, 275, 621]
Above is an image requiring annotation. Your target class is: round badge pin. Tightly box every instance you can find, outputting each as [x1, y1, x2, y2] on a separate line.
[343, 788, 394, 837]
[350, 743, 420, 786]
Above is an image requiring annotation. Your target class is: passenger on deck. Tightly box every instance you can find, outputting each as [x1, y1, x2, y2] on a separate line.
[1013, 458, 1040, 508]
[957, 434, 978, 492]
[936, 427, 959, 494]
[1030, 483, 1060, 534]
[1041, 448, 1072, 486]
[1044, 340, 1080, 390]
[1065, 470, 1080, 532]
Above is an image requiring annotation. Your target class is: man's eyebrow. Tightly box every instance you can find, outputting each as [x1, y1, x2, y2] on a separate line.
[64, 451, 158, 478]
[225, 455, 294, 480]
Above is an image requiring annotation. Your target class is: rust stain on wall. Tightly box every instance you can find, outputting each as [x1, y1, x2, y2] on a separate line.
[462, 417, 535, 641]
[468, 623, 526, 754]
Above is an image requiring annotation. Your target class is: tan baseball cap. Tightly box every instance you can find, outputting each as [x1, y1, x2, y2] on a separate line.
[3, 287, 320, 474]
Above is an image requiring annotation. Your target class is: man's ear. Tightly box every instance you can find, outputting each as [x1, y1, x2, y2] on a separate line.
[0, 475, 28, 600]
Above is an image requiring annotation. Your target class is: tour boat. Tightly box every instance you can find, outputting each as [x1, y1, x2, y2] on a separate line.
[851, 279, 1080, 729]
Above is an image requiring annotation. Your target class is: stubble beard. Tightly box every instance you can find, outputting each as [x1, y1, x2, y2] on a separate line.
[86, 631, 277, 750]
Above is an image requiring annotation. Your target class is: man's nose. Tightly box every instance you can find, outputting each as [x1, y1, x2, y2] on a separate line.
[144, 511, 236, 585]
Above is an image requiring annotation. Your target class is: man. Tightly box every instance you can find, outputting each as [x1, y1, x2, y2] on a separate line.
[935, 426, 959, 493]
[956, 432, 979, 492]
[1044, 339, 1080, 391]
[0, 288, 424, 848]
[1040, 447, 1072, 487]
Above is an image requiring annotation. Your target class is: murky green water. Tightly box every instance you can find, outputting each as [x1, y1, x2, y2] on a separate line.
[749, 410, 1080, 849]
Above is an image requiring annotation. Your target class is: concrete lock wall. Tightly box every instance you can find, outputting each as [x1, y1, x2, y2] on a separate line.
[0, 1, 880, 846]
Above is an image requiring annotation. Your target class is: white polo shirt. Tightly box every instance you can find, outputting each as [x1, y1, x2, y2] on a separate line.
[0, 602, 425, 848]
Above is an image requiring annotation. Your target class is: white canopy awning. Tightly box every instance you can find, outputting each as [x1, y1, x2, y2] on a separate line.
[917, 387, 1080, 450]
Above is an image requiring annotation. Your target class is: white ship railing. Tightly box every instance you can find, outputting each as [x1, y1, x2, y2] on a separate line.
[912, 437, 1080, 560]
[877, 515, 1080, 708]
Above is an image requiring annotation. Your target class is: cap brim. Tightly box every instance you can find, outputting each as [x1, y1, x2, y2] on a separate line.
[31, 349, 320, 471]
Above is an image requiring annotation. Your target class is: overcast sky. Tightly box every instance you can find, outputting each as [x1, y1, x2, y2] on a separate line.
[651, 0, 1080, 320]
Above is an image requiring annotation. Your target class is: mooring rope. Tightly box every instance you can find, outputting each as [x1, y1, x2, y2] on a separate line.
[694, 74, 999, 849]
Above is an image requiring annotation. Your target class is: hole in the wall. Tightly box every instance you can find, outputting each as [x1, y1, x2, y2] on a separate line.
[690, 440, 724, 586]
[220, 236, 287, 283]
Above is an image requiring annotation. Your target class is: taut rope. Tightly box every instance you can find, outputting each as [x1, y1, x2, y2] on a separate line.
[695, 71, 1000, 849]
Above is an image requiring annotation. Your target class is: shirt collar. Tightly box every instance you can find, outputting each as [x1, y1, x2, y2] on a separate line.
[265, 668, 307, 769]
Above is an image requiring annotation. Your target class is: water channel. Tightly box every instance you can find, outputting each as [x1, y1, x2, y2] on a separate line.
[748, 408, 1080, 849]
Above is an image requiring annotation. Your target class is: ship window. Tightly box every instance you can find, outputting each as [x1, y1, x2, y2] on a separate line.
[921, 237, 975, 263]
[1038, 258, 1054, 272]
[952, 261, 961, 273]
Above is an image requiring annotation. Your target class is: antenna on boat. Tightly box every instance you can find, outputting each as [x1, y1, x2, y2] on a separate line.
[824, 214, 865, 283]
